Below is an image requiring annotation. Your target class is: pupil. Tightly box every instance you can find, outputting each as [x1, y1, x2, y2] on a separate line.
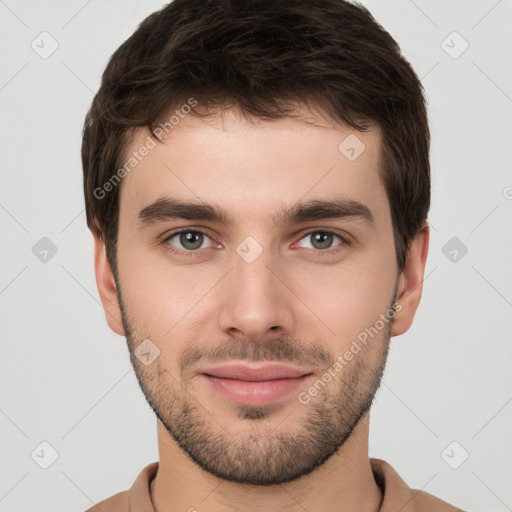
[313, 232, 332, 249]
[181, 232, 202, 250]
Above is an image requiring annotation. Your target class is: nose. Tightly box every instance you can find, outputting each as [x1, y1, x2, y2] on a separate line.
[217, 243, 295, 343]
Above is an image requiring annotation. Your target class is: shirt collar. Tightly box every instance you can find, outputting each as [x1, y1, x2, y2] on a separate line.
[127, 458, 434, 512]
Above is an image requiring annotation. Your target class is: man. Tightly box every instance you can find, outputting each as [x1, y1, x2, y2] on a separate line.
[82, 0, 464, 510]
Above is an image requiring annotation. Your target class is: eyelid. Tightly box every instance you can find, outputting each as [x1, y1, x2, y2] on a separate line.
[162, 228, 218, 252]
[291, 229, 350, 253]
[161, 226, 216, 241]
[294, 227, 351, 243]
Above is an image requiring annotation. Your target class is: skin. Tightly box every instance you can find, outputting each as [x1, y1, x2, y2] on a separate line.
[93, 104, 429, 512]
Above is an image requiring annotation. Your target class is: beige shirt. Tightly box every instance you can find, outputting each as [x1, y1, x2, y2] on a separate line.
[85, 458, 465, 511]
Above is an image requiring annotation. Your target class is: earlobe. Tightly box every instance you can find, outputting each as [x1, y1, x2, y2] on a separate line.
[93, 234, 125, 336]
[391, 224, 430, 337]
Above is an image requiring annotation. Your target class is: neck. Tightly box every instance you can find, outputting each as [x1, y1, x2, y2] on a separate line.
[150, 412, 383, 512]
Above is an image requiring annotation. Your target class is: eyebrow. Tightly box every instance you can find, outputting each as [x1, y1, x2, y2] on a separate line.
[137, 196, 375, 229]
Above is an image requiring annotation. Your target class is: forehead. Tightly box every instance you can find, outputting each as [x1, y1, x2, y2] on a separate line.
[118, 106, 387, 226]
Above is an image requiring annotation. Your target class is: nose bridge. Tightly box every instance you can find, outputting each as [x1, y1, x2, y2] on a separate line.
[217, 237, 293, 340]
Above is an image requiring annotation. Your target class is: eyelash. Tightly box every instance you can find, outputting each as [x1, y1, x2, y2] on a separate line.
[161, 229, 350, 258]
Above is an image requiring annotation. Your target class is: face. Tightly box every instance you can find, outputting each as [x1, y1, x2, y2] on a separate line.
[95, 105, 427, 485]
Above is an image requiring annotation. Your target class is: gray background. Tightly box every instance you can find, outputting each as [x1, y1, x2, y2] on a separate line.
[1, 0, 511, 511]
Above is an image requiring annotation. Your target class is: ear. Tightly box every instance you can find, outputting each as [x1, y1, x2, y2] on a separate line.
[93, 233, 125, 336]
[391, 224, 429, 337]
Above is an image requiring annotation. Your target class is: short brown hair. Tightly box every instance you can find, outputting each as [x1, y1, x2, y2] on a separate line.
[82, 0, 430, 272]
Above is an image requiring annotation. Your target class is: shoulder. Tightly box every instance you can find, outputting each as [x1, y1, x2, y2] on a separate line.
[82, 461, 158, 512]
[409, 488, 466, 512]
[84, 490, 129, 512]
[370, 458, 465, 512]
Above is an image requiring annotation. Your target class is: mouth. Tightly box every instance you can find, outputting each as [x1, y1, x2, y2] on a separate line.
[198, 363, 314, 406]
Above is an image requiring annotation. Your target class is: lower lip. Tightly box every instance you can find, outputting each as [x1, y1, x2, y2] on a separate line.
[201, 374, 313, 406]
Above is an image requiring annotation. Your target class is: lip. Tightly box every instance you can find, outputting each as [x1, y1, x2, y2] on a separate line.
[199, 363, 312, 381]
[198, 363, 314, 406]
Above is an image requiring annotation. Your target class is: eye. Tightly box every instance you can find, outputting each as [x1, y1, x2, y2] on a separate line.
[164, 230, 214, 253]
[162, 228, 348, 258]
[296, 230, 346, 251]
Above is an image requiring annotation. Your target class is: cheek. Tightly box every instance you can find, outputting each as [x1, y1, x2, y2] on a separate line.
[286, 244, 397, 348]
[116, 238, 218, 337]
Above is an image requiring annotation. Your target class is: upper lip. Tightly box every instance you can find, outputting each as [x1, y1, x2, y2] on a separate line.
[199, 363, 313, 382]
